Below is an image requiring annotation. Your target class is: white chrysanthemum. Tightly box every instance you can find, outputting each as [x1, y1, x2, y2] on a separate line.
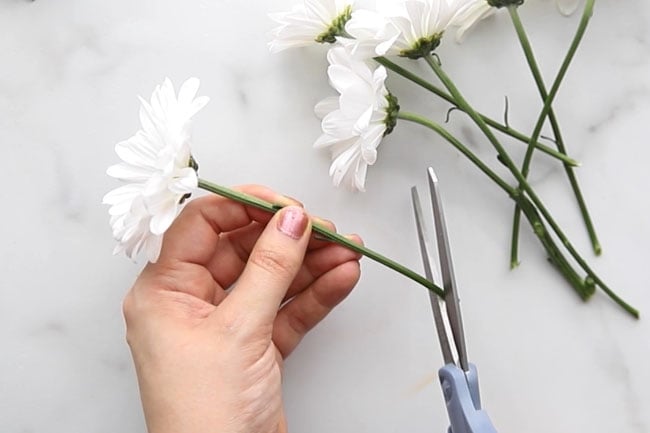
[103, 78, 209, 262]
[345, 0, 474, 59]
[269, 0, 355, 53]
[314, 46, 397, 191]
[454, 0, 580, 42]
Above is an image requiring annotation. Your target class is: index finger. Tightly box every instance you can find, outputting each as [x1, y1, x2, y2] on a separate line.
[157, 185, 296, 266]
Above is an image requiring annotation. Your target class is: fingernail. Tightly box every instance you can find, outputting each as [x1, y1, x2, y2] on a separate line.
[344, 234, 363, 246]
[277, 206, 309, 240]
[312, 216, 336, 232]
[275, 195, 303, 208]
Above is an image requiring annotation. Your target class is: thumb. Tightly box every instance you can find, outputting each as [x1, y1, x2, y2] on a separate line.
[218, 205, 311, 329]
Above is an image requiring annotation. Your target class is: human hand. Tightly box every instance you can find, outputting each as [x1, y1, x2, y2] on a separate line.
[122, 185, 362, 433]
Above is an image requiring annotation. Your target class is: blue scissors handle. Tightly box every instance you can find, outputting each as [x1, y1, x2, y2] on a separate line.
[439, 363, 497, 433]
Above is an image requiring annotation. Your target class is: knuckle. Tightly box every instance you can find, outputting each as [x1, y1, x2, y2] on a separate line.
[121, 291, 137, 346]
[215, 308, 244, 334]
[248, 248, 295, 279]
[178, 196, 201, 215]
[179, 195, 218, 220]
[287, 307, 312, 336]
[121, 291, 136, 325]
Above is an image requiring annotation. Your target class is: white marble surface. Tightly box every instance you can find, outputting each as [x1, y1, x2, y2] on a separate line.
[1, 0, 649, 431]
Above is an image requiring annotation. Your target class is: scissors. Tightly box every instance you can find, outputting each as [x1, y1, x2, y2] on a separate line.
[411, 167, 498, 433]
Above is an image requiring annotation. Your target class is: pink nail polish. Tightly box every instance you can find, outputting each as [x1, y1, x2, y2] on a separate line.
[277, 206, 308, 239]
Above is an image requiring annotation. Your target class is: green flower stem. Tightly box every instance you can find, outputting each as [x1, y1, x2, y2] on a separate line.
[398, 111, 593, 300]
[374, 56, 579, 166]
[197, 178, 444, 298]
[515, 196, 595, 301]
[423, 54, 639, 318]
[398, 112, 512, 194]
[508, 2, 600, 267]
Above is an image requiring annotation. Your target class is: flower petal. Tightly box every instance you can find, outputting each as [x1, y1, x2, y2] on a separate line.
[104, 77, 208, 261]
[178, 77, 200, 105]
[168, 168, 198, 194]
[149, 198, 179, 235]
[556, 0, 580, 16]
[315, 96, 340, 118]
[106, 163, 154, 182]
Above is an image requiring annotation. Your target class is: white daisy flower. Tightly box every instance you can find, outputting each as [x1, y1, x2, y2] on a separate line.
[269, 0, 355, 53]
[345, 0, 474, 59]
[103, 77, 209, 262]
[454, 0, 580, 42]
[314, 46, 398, 191]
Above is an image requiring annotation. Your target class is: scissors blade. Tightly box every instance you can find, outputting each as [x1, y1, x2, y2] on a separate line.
[411, 186, 455, 366]
[427, 168, 469, 372]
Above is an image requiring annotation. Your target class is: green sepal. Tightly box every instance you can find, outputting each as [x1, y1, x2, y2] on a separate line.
[315, 5, 353, 44]
[488, 0, 524, 8]
[384, 93, 400, 135]
[399, 33, 443, 60]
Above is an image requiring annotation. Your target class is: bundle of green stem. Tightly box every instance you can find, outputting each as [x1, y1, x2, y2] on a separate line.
[376, 0, 637, 318]
[200, 0, 636, 318]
